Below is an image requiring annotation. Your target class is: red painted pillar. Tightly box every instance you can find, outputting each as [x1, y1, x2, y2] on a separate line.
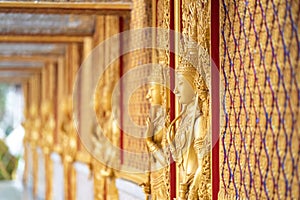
[119, 16, 124, 164]
[211, 0, 220, 199]
[169, 0, 176, 199]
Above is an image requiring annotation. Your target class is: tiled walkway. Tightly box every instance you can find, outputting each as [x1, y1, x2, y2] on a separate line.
[0, 180, 33, 200]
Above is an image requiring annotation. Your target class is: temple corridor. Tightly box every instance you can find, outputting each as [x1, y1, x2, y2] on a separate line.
[0, 0, 299, 200]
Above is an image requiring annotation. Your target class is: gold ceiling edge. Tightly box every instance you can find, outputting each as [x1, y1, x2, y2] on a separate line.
[0, 2, 132, 15]
[0, 76, 29, 84]
[0, 67, 43, 72]
[0, 35, 85, 43]
[0, 55, 62, 62]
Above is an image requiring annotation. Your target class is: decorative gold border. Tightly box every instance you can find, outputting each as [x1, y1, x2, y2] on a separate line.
[0, 2, 132, 15]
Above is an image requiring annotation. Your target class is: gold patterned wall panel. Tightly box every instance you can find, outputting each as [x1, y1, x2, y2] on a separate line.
[121, 0, 152, 175]
[141, 0, 171, 199]
[220, 0, 300, 199]
[92, 15, 121, 200]
[93, 16, 120, 151]
[168, 0, 212, 199]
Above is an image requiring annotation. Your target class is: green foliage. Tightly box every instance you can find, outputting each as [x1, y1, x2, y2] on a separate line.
[0, 139, 18, 180]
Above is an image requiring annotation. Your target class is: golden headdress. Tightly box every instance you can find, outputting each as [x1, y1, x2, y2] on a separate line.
[148, 64, 165, 85]
[176, 40, 210, 98]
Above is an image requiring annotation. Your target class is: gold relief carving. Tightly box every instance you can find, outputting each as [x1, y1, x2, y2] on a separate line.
[167, 57, 211, 199]
[41, 100, 55, 154]
[196, 0, 210, 52]
[22, 108, 32, 185]
[45, 154, 53, 200]
[29, 104, 41, 147]
[182, 1, 197, 40]
[62, 160, 76, 200]
[76, 149, 91, 164]
[60, 96, 78, 200]
[141, 65, 170, 199]
[41, 100, 55, 200]
[61, 96, 77, 162]
[157, 0, 170, 73]
[93, 80, 120, 169]
[62, 160, 74, 200]
[92, 74, 120, 200]
[91, 158, 105, 200]
[28, 104, 41, 197]
[32, 145, 39, 197]
[141, 0, 171, 198]
[104, 172, 119, 200]
[22, 109, 30, 143]
[22, 108, 31, 185]
[91, 128, 119, 200]
[181, 0, 210, 72]
[140, 172, 151, 199]
[22, 143, 29, 185]
[163, 0, 170, 30]
[70, 165, 77, 200]
[176, 0, 211, 199]
[120, 0, 153, 174]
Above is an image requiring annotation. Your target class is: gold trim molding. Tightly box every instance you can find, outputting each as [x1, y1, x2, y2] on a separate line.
[0, 2, 132, 16]
[0, 35, 85, 43]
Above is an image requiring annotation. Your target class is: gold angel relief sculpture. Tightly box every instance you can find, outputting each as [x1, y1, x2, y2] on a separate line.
[168, 62, 211, 200]
[29, 104, 41, 148]
[90, 51, 211, 200]
[143, 66, 170, 200]
[92, 79, 119, 200]
[41, 100, 55, 154]
[61, 96, 78, 162]
[145, 52, 211, 199]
